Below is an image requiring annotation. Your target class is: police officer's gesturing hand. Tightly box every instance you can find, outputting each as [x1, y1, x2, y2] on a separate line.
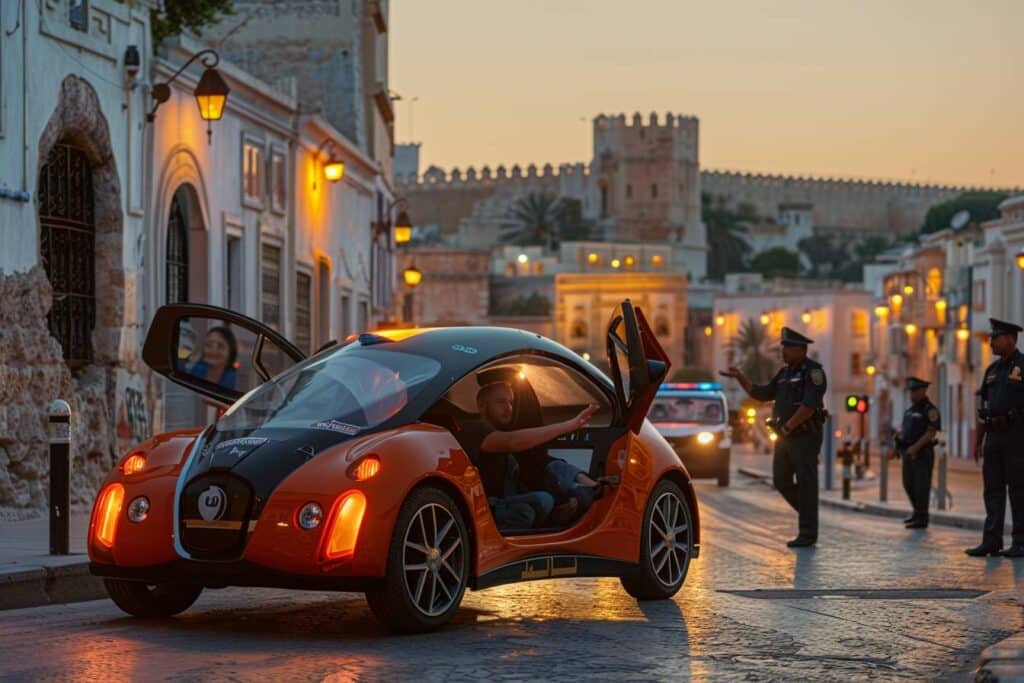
[719, 366, 752, 393]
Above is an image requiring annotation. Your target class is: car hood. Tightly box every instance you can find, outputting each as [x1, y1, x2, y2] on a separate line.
[181, 426, 362, 515]
[652, 422, 725, 438]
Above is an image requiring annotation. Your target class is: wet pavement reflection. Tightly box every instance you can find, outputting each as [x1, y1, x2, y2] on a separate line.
[0, 479, 1020, 681]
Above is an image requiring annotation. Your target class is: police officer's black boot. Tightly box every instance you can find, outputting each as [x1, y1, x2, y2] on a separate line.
[905, 517, 928, 529]
[965, 542, 1003, 557]
[1000, 545, 1024, 558]
[786, 536, 816, 547]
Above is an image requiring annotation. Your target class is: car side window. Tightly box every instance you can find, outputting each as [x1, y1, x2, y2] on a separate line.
[442, 354, 614, 428]
[514, 356, 614, 427]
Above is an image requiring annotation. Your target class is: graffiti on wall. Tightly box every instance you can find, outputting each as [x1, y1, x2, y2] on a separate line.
[115, 369, 150, 453]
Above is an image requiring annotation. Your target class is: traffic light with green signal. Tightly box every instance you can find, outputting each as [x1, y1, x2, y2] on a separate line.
[845, 394, 870, 414]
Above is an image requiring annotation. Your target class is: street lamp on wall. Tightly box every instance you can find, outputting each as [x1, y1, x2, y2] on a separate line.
[394, 209, 413, 245]
[374, 197, 414, 246]
[312, 139, 345, 191]
[147, 48, 229, 144]
[1016, 251, 1024, 270]
[403, 265, 423, 288]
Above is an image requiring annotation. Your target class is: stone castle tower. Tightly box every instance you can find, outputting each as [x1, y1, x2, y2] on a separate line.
[589, 112, 706, 278]
[590, 112, 704, 250]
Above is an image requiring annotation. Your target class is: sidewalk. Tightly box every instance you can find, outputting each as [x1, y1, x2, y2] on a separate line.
[977, 632, 1024, 682]
[0, 513, 103, 610]
[737, 452, 1005, 532]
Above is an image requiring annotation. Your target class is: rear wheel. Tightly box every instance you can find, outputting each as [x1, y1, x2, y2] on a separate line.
[103, 578, 202, 617]
[620, 479, 693, 600]
[365, 486, 470, 633]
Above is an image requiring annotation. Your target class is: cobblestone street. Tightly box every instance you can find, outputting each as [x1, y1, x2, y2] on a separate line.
[1, 471, 1019, 682]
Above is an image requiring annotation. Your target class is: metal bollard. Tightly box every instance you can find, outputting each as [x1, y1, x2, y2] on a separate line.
[48, 400, 71, 555]
[936, 440, 948, 511]
[841, 443, 853, 500]
[879, 444, 888, 503]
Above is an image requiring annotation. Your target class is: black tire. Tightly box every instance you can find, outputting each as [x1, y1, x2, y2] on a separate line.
[103, 578, 202, 617]
[620, 479, 694, 601]
[365, 486, 470, 633]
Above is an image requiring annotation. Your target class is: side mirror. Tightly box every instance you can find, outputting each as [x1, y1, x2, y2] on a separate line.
[144, 304, 305, 405]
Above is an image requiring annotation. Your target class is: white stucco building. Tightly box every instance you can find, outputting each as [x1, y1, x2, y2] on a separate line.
[0, 2, 397, 512]
[0, 0, 157, 510]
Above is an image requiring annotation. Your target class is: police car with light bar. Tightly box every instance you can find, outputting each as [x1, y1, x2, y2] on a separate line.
[648, 382, 732, 487]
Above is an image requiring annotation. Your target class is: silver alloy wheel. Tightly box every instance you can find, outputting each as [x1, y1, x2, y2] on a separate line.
[648, 491, 690, 587]
[402, 502, 466, 617]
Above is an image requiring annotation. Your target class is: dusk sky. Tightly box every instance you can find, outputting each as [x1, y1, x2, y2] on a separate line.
[390, 0, 1023, 187]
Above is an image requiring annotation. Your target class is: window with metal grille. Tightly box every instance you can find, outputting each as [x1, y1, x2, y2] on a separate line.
[38, 143, 95, 368]
[261, 243, 282, 331]
[317, 259, 330, 347]
[295, 271, 312, 354]
[166, 194, 189, 303]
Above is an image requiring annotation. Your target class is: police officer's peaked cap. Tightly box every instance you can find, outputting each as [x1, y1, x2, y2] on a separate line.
[780, 327, 813, 346]
[989, 318, 1023, 338]
[906, 376, 931, 390]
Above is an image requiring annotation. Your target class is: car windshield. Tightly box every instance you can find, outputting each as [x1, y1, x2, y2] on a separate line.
[649, 395, 724, 425]
[215, 346, 442, 434]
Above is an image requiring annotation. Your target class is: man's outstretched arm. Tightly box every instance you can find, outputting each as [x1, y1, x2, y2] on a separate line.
[482, 404, 598, 454]
[720, 366, 776, 402]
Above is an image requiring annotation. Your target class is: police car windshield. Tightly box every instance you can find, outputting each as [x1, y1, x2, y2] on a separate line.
[215, 346, 441, 434]
[649, 395, 725, 425]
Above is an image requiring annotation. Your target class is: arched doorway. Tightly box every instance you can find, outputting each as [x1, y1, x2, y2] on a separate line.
[164, 184, 207, 305]
[166, 191, 189, 303]
[162, 183, 208, 431]
[38, 142, 96, 369]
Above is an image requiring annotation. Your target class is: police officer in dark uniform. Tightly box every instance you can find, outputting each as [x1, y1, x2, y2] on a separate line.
[967, 318, 1024, 557]
[897, 377, 941, 529]
[720, 327, 827, 547]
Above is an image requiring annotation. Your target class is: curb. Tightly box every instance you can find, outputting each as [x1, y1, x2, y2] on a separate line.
[977, 632, 1024, 682]
[0, 560, 104, 611]
[736, 467, 986, 531]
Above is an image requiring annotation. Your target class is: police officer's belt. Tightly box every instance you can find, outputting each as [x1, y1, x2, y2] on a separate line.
[980, 408, 1024, 431]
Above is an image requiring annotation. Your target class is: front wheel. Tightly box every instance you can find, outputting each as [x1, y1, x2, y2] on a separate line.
[366, 486, 470, 633]
[103, 578, 202, 617]
[620, 479, 694, 600]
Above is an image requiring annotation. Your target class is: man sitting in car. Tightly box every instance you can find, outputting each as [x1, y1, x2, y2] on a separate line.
[456, 381, 600, 531]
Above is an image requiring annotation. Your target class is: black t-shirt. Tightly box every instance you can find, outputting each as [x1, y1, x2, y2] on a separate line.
[455, 420, 510, 499]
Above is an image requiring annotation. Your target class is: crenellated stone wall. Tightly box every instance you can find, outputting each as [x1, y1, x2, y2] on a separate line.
[399, 163, 1017, 235]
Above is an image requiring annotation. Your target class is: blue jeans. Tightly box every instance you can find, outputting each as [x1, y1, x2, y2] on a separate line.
[490, 491, 555, 531]
[488, 454, 554, 530]
[544, 460, 595, 513]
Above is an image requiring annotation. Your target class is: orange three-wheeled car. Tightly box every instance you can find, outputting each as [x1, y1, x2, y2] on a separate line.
[88, 300, 700, 632]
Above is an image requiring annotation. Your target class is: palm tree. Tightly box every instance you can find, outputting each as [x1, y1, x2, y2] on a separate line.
[703, 192, 752, 280]
[727, 318, 776, 384]
[510, 192, 561, 251]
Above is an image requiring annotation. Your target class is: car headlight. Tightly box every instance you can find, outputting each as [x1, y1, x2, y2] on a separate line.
[126, 496, 150, 523]
[696, 431, 715, 445]
[297, 502, 324, 530]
